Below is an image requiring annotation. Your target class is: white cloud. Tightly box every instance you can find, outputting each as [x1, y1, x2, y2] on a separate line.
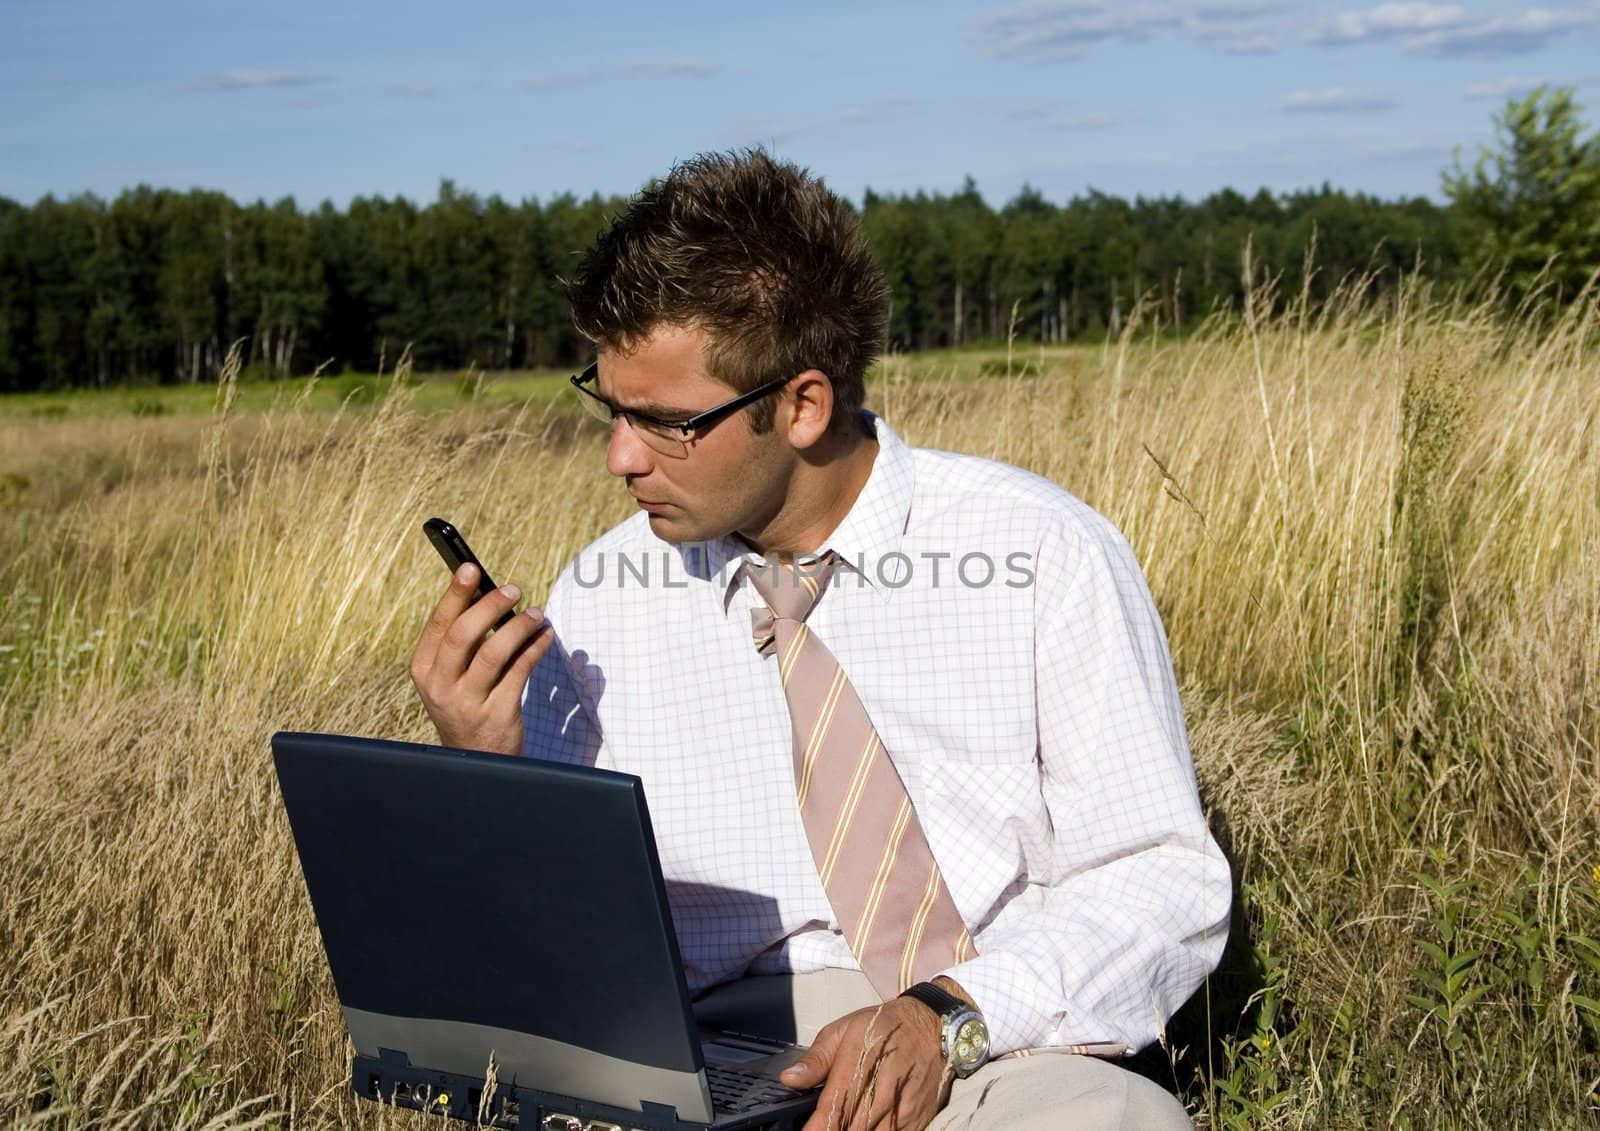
[190, 69, 334, 91]
[1311, 3, 1468, 44]
[975, 2, 1176, 62]
[1411, 8, 1599, 57]
[1281, 87, 1401, 112]
[1217, 33, 1281, 53]
[977, 2, 1600, 62]
[1187, 1, 1290, 52]
[972, 0, 1290, 61]
[1311, 4, 1598, 57]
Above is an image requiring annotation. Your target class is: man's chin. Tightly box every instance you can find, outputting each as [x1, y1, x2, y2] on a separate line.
[643, 510, 702, 544]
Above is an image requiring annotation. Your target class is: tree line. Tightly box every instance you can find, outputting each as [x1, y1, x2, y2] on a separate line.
[1, 87, 1595, 393]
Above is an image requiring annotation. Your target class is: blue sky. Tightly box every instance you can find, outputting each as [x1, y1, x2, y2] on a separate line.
[4, 0, 1599, 209]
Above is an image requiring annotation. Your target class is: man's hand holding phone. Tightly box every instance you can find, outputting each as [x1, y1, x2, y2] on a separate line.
[410, 540, 553, 756]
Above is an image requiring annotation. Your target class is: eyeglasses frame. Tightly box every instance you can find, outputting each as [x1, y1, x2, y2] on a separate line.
[569, 363, 798, 447]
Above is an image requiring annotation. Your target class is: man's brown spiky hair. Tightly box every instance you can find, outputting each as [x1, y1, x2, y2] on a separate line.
[564, 149, 889, 435]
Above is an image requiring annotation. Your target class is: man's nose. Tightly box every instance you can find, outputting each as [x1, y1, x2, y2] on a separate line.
[605, 416, 654, 478]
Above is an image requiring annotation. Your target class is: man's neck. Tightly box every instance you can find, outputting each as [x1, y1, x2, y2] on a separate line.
[739, 420, 879, 561]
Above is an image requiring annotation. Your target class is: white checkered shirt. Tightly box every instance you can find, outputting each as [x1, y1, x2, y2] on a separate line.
[521, 414, 1230, 1056]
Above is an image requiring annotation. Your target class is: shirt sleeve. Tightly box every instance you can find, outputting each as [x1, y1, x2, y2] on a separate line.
[519, 569, 606, 767]
[937, 518, 1231, 1056]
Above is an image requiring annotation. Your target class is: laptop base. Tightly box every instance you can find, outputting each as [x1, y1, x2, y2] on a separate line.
[355, 1054, 815, 1131]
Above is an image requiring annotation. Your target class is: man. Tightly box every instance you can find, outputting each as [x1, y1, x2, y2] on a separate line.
[410, 150, 1229, 1130]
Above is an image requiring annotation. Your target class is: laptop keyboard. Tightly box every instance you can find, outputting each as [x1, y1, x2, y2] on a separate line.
[705, 1065, 803, 1114]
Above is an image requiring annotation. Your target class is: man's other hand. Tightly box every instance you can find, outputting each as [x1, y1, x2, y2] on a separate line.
[781, 996, 950, 1131]
[410, 563, 552, 755]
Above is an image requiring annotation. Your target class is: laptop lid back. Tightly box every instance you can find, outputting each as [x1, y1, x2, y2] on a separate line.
[271, 731, 713, 1120]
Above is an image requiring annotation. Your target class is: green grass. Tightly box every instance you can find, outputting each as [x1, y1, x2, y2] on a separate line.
[1, 305, 1596, 1127]
[0, 344, 1113, 422]
[0, 368, 575, 421]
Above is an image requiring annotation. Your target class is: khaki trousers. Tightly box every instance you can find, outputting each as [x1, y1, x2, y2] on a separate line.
[692, 971, 1192, 1130]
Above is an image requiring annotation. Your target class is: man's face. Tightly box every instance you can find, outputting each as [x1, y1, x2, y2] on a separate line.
[596, 324, 792, 546]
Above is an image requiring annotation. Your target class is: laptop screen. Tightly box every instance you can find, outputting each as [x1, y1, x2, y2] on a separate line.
[272, 732, 704, 1076]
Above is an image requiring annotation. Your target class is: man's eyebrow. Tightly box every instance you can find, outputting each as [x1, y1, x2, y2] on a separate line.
[627, 399, 694, 419]
[595, 383, 695, 420]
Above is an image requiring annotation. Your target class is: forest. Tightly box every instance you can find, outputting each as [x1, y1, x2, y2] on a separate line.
[0, 86, 1596, 392]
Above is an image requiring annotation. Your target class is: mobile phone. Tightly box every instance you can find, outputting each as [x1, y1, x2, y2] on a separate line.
[422, 517, 515, 628]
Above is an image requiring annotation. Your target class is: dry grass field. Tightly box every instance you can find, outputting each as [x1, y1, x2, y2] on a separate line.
[1, 287, 1596, 1129]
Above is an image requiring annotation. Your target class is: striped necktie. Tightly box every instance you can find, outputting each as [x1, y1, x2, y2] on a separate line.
[744, 552, 975, 1001]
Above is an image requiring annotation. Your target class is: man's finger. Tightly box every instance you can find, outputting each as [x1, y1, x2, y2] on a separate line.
[804, 1069, 852, 1131]
[466, 602, 544, 693]
[871, 1036, 926, 1131]
[840, 1009, 892, 1131]
[783, 1015, 846, 1091]
[412, 563, 481, 676]
[793, 1016, 856, 1131]
[879, 1063, 911, 1131]
[865, 1022, 942, 1131]
[484, 612, 554, 716]
[435, 581, 523, 682]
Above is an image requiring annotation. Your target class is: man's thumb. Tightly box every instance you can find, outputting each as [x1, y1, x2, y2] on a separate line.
[780, 1025, 842, 1088]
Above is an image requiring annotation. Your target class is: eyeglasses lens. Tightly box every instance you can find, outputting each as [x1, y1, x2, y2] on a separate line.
[630, 419, 687, 459]
[575, 391, 687, 459]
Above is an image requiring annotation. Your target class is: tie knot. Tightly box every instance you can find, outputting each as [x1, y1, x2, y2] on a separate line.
[744, 553, 837, 625]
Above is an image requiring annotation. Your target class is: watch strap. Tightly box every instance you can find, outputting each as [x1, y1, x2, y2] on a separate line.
[899, 980, 967, 1020]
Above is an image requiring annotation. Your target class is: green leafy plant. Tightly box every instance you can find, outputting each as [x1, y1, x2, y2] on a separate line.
[1408, 868, 1488, 1074]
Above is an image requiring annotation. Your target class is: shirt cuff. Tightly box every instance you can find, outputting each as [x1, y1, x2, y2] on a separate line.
[936, 950, 1127, 1059]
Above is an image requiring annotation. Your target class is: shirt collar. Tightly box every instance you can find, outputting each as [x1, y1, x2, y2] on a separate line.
[688, 412, 914, 613]
[813, 412, 914, 586]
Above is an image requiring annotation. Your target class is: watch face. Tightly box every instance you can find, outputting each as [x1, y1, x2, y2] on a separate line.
[950, 1016, 989, 1069]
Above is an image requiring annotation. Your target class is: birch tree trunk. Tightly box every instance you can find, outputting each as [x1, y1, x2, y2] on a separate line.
[505, 279, 517, 369]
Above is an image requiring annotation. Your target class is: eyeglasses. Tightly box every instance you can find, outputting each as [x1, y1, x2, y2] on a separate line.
[569, 363, 797, 459]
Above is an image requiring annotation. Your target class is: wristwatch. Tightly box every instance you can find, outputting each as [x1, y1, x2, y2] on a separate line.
[899, 981, 990, 1078]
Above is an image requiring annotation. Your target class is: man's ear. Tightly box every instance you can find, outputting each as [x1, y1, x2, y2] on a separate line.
[784, 369, 834, 450]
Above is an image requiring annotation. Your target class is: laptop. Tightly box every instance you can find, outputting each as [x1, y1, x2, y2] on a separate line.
[271, 731, 819, 1130]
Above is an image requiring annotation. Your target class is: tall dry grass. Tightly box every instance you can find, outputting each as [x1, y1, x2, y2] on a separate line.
[1, 286, 1596, 1128]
